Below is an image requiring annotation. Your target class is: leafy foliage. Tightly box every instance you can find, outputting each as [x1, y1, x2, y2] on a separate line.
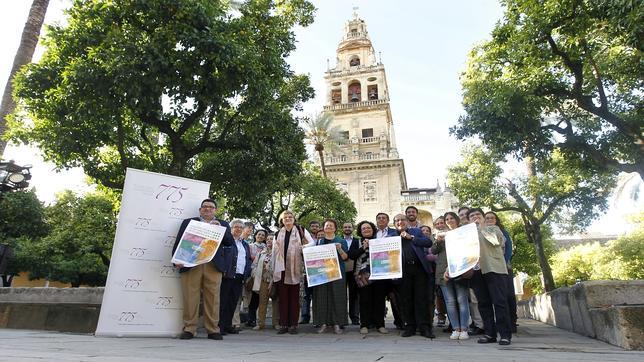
[0, 190, 48, 283]
[551, 213, 644, 286]
[254, 162, 357, 229]
[15, 190, 117, 287]
[10, 0, 315, 212]
[447, 144, 615, 291]
[453, 0, 643, 177]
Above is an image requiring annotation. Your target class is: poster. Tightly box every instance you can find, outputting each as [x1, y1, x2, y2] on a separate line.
[445, 223, 480, 278]
[302, 243, 342, 287]
[171, 220, 226, 267]
[368, 236, 402, 280]
[96, 168, 210, 337]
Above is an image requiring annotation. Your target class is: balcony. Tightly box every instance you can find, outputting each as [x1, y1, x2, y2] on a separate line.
[323, 98, 388, 112]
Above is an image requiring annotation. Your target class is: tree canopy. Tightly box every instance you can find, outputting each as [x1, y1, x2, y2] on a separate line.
[253, 162, 357, 229]
[447, 144, 615, 291]
[15, 190, 117, 287]
[9, 0, 315, 209]
[453, 0, 643, 178]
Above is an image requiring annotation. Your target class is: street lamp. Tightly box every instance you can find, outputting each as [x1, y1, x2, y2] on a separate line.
[0, 160, 32, 193]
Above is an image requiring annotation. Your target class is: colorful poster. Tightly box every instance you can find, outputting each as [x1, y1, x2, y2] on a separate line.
[445, 223, 480, 278]
[302, 243, 342, 287]
[171, 220, 226, 267]
[96, 168, 210, 337]
[369, 236, 402, 280]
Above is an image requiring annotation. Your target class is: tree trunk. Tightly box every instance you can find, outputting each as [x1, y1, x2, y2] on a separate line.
[0, 0, 50, 157]
[531, 224, 556, 292]
[317, 149, 327, 178]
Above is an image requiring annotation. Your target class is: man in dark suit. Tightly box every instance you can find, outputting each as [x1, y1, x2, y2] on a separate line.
[172, 198, 233, 340]
[342, 222, 360, 326]
[393, 213, 434, 338]
[219, 219, 253, 335]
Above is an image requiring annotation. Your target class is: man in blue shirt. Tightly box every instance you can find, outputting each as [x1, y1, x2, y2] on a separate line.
[219, 219, 252, 335]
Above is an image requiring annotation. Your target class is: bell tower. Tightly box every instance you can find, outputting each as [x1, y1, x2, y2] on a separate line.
[322, 11, 408, 223]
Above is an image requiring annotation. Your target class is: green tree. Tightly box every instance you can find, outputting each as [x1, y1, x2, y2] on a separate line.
[17, 190, 117, 287]
[9, 0, 315, 209]
[447, 145, 615, 291]
[303, 112, 341, 178]
[453, 0, 643, 178]
[0, 190, 47, 286]
[254, 162, 356, 229]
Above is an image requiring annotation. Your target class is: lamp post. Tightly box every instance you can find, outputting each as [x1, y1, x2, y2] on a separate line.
[0, 160, 32, 193]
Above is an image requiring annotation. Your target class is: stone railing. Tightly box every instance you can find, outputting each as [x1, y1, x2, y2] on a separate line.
[517, 280, 644, 350]
[401, 193, 434, 202]
[0, 287, 104, 333]
[360, 136, 379, 144]
[323, 98, 388, 112]
[326, 153, 382, 164]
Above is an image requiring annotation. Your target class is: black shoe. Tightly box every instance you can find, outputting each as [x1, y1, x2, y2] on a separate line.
[299, 318, 310, 324]
[401, 329, 415, 337]
[421, 328, 435, 339]
[225, 327, 239, 335]
[246, 321, 256, 328]
[288, 327, 298, 335]
[179, 331, 194, 340]
[395, 323, 405, 331]
[351, 319, 360, 326]
[477, 335, 497, 344]
[499, 338, 511, 346]
[469, 326, 485, 335]
[207, 333, 223, 340]
[277, 327, 289, 334]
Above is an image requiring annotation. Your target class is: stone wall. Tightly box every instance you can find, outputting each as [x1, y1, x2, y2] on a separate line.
[0, 287, 103, 334]
[518, 280, 644, 350]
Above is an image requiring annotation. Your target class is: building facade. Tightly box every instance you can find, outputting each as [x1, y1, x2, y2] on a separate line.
[321, 13, 458, 225]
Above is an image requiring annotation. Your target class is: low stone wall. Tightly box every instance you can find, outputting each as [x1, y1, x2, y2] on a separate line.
[0, 287, 103, 334]
[518, 280, 644, 350]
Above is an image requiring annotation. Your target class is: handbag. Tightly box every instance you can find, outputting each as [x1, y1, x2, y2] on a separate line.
[355, 269, 372, 288]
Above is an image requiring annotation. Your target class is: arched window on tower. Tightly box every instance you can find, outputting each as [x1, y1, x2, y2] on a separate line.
[368, 85, 379, 100]
[349, 56, 360, 67]
[348, 81, 361, 102]
[331, 89, 341, 104]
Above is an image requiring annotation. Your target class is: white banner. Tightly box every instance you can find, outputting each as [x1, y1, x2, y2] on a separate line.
[171, 220, 226, 267]
[302, 244, 342, 287]
[368, 236, 402, 280]
[445, 223, 480, 278]
[96, 168, 210, 337]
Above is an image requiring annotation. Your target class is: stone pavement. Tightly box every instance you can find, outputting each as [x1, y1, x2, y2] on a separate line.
[0, 319, 642, 362]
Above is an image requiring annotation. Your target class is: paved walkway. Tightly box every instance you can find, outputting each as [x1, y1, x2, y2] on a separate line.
[0, 319, 642, 361]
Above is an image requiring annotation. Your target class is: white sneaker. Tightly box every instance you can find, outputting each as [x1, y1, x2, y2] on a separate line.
[360, 327, 368, 334]
[450, 330, 460, 340]
[317, 324, 327, 334]
[459, 331, 470, 340]
[377, 327, 389, 334]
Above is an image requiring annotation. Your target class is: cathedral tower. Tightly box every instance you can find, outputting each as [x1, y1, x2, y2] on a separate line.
[322, 12, 408, 223]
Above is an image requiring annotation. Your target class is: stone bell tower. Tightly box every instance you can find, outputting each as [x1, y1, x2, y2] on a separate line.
[322, 11, 408, 223]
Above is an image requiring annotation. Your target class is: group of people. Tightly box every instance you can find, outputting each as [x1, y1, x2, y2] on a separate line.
[171, 199, 517, 346]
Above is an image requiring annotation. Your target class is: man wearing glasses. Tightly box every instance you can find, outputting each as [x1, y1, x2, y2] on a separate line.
[172, 198, 234, 340]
